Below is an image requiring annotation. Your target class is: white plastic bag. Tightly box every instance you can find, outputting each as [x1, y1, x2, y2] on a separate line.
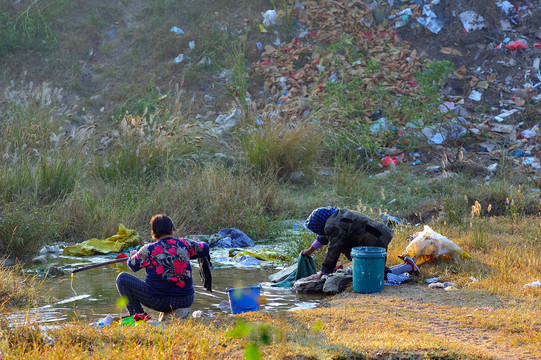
[262, 10, 278, 27]
[405, 225, 470, 265]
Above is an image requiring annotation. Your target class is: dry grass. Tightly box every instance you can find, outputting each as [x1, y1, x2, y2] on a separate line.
[1, 216, 540, 359]
[0, 263, 43, 308]
[240, 111, 325, 179]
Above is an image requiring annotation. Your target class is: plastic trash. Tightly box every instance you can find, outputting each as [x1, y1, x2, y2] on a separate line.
[459, 11, 486, 32]
[496, 1, 514, 14]
[380, 156, 397, 167]
[262, 9, 278, 27]
[170, 26, 184, 35]
[380, 214, 405, 227]
[189, 41, 195, 50]
[469, 90, 482, 101]
[524, 280, 541, 288]
[217, 300, 230, 312]
[120, 316, 135, 326]
[416, 5, 444, 34]
[390, 8, 412, 28]
[91, 314, 113, 328]
[174, 54, 184, 63]
[404, 225, 470, 266]
[506, 41, 528, 50]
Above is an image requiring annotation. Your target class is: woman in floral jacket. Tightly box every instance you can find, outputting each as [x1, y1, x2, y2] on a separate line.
[116, 214, 209, 316]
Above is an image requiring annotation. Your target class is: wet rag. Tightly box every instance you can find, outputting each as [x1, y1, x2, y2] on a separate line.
[198, 255, 213, 292]
[63, 224, 143, 256]
[384, 273, 410, 286]
[271, 254, 317, 287]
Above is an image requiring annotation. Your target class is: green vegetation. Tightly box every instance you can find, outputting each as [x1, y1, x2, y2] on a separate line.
[1, 1, 540, 359]
[0, 0, 70, 55]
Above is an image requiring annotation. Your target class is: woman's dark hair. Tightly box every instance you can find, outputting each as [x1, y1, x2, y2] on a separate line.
[150, 214, 175, 240]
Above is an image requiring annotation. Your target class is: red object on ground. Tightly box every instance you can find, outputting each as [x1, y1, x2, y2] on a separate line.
[505, 41, 528, 50]
[133, 313, 151, 322]
[380, 156, 397, 167]
[116, 252, 128, 259]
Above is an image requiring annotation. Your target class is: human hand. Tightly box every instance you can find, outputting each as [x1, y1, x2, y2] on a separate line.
[303, 272, 325, 281]
[129, 250, 138, 256]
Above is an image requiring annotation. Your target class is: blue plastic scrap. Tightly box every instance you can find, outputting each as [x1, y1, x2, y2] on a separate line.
[170, 26, 184, 35]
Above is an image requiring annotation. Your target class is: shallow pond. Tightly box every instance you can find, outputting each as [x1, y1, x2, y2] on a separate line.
[10, 242, 324, 327]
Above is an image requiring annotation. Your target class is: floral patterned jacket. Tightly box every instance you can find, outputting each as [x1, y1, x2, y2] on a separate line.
[128, 237, 209, 297]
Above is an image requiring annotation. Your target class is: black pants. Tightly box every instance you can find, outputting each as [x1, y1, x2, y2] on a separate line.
[116, 272, 194, 315]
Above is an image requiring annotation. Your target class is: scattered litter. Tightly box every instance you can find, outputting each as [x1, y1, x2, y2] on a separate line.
[496, 1, 514, 14]
[426, 277, 440, 284]
[170, 26, 184, 35]
[380, 214, 406, 227]
[214, 109, 237, 125]
[469, 90, 483, 101]
[493, 109, 519, 122]
[192, 310, 213, 318]
[524, 280, 541, 288]
[425, 165, 441, 173]
[217, 300, 230, 312]
[417, 4, 444, 34]
[506, 40, 528, 50]
[404, 225, 470, 266]
[389, 8, 412, 28]
[91, 314, 113, 328]
[428, 282, 458, 291]
[459, 11, 485, 32]
[380, 156, 397, 167]
[40, 245, 61, 254]
[189, 41, 195, 50]
[262, 9, 278, 27]
[439, 101, 456, 112]
[174, 54, 184, 63]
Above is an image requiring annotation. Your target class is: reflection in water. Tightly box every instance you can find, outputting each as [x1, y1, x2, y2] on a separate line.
[16, 262, 324, 325]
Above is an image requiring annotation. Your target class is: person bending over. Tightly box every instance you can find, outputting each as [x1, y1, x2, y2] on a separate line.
[301, 207, 419, 278]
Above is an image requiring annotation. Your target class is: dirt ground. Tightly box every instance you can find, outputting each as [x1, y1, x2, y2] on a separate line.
[328, 285, 539, 360]
[395, 0, 541, 115]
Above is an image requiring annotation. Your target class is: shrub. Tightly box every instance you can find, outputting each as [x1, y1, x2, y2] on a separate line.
[240, 115, 324, 179]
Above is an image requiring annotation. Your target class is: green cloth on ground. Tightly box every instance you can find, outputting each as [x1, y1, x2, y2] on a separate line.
[63, 224, 143, 256]
[271, 254, 317, 287]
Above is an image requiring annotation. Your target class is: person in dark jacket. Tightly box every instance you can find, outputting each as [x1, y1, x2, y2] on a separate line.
[116, 214, 210, 316]
[301, 207, 419, 278]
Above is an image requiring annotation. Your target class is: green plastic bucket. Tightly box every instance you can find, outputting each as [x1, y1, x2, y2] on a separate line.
[351, 246, 386, 293]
